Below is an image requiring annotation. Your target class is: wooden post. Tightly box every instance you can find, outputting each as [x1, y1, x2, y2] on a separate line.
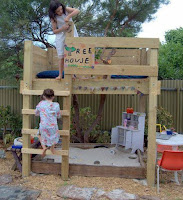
[147, 49, 158, 186]
[61, 21, 74, 180]
[22, 41, 33, 177]
[47, 48, 54, 70]
[139, 95, 146, 113]
[61, 75, 72, 180]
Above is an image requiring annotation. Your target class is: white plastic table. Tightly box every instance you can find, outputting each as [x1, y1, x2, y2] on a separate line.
[156, 133, 183, 150]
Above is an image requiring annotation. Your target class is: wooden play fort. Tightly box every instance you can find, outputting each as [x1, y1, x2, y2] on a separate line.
[20, 23, 160, 186]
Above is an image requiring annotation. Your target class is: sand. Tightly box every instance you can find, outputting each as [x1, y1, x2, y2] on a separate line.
[43, 146, 140, 167]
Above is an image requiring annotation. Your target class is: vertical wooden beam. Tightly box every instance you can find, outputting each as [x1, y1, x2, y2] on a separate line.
[139, 95, 146, 113]
[61, 21, 74, 179]
[140, 48, 147, 65]
[47, 48, 54, 70]
[22, 41, 33, 177]
[147, 49, 158, 187]
[61, 75, 72, 180]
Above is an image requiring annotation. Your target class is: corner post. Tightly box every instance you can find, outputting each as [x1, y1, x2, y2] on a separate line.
[61, 22, 74, 180]
[147, 48, 158, 186]
[22, 41, 33, 177]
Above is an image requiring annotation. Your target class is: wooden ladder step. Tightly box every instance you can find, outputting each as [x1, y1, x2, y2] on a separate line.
[22, 129, 69, 136]
[22, 148, 68, 156]
[22, 89, 70, 96]
[22, 109, 70, 116]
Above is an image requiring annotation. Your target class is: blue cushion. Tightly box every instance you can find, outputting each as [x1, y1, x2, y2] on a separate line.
[111, 75, 148, 79]
[12, 145, 22, 149]
[37, 70, 64, 78]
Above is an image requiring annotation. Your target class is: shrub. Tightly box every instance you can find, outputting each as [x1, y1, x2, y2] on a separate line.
[70, 107, 110, 143]
[144, 106, 173, 135]
[0, 105, 22, 145]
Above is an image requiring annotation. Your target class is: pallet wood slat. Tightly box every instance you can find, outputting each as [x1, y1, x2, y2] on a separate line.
[22, 89, 70, 96]
[22, 109, 70, 116]
[22, 129, 69, 136]
[65, 37, 160, 48]
[65, 65, 158, 76]
[22, 148, 69, 156]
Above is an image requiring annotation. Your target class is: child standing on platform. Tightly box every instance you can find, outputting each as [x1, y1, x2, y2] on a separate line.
[49, 0, 80, 80]
[35, 89, 61, 157]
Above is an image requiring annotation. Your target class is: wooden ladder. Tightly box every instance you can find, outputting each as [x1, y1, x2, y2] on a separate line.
[22, 75, 72, 180]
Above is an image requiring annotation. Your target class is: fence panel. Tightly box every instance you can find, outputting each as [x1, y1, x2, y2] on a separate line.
[1, 80, 183, 133]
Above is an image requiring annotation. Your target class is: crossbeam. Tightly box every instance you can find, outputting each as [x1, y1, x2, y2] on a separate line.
[65, 65, 158, 76]
[22, 129, 69, 137]
[65, 37, 159, 48]
[21, 148, 68, 156]
[22, 90, 70, 96]
[22, 109, 70, 117]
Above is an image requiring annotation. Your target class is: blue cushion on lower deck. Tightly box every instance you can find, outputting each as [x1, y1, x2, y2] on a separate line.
[37, 70, 64, 78]
[36, 71, 147, 79]
[111, 75, 148, 79]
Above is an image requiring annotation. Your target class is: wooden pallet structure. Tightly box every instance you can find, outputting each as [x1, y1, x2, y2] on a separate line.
[20, 22, 160, 186]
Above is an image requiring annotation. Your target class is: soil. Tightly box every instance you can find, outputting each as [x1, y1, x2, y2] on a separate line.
[0, 141, 183, 200]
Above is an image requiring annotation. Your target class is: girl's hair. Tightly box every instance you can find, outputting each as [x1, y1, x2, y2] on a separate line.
[48, 0, 66, 21]
[42, 89, 55, 100]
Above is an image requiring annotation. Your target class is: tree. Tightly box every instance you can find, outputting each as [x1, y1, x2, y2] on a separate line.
[159, 27, 183, 80]
[0, 0, 170, 142]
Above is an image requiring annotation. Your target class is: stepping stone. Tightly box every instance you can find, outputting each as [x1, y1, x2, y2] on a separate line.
[0, 150, 6, 158]
[140, 196, 160, 200]
[57, 185, 96, 200]
[96, 189, 137, 200]
[0, 186, 41, 200]
[0, 174, 12, 185]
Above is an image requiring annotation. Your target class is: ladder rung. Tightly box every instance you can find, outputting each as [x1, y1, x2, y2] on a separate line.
[22, 89, 70, 96]
[22, 129, 69, 136]
[22, 148, 68, 156]
[22, 109, 70, 116]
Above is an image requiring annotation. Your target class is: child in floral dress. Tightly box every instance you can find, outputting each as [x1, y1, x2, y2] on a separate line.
[35, 89, 61, 156]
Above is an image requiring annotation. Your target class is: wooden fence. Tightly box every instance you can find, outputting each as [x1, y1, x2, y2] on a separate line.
[0, 80, 183, 133]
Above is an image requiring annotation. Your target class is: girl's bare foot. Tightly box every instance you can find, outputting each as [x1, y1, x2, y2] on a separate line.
[42, 147, 48, 157]
[56, 76, 62, 80]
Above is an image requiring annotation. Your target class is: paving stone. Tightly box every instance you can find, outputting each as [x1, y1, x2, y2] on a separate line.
[0, 174, 12, 185]
[139, 195, 160, 200]
[0, 186, 41, 200]
[133, 179, 148, 186]
[57, 185, 96, 200]
[0, 150, 6, 158]
[102, 189, 137, 200]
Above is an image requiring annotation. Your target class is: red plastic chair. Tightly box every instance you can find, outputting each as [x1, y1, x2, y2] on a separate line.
[157, 150, 183, 193]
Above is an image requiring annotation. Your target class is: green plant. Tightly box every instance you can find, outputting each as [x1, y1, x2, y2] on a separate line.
[0, 105, 22, 145]
[9, 114, 22, 137]
[144, 106, 173, 135]
[95, 49, 102, 60]
[3, 134, 14, 145]
[0, 105, 12, 143]
[96, 131, 111, 143]
[70, 107, 110, 143]
[157, 107, 173, 129]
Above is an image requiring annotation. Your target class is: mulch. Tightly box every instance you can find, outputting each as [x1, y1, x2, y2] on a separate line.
[0, 142, 183, 200]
